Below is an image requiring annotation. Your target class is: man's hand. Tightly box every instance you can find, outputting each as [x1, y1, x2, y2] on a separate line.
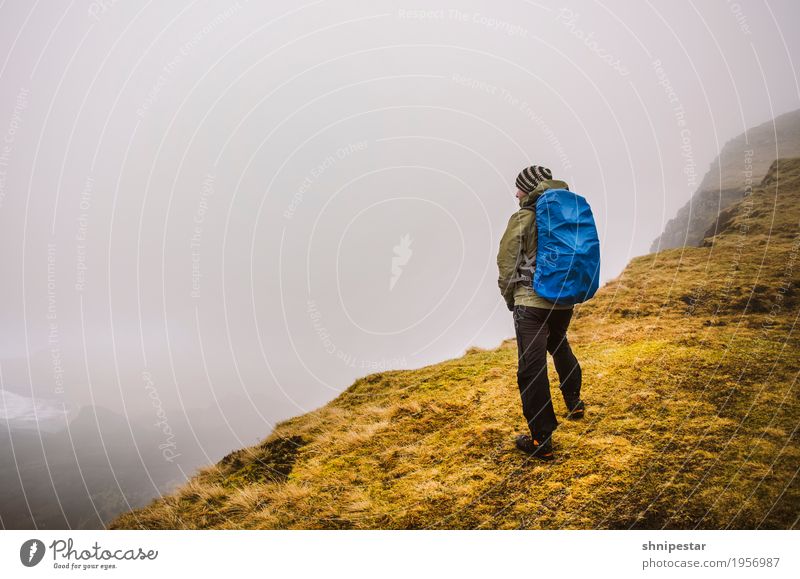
[507, 300, 515, 312]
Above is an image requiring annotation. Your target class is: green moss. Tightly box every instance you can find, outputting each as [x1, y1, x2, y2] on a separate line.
[219, 435, 307, 488]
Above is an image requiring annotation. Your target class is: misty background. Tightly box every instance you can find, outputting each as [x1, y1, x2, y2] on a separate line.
[0, 0, 798, 528]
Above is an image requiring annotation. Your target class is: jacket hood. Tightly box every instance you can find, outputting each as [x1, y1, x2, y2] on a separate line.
[519, 178, 570, 208]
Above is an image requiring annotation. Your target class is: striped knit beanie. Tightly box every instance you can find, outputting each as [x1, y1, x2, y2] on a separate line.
[516, 165, 553, 193]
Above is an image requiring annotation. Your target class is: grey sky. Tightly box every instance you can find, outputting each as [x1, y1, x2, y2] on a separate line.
[0, 0, 798, 449]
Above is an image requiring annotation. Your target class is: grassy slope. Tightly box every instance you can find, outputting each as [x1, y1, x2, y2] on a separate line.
[111, 159, 800, 530]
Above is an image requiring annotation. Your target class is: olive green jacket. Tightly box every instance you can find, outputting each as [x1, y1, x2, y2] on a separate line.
[496, 179, 574, 311]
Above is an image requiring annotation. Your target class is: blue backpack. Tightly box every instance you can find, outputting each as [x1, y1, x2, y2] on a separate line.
[521, 188, 600, 305]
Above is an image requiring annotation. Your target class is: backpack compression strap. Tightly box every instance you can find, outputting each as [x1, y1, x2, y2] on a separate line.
[508, 206, 536, 284]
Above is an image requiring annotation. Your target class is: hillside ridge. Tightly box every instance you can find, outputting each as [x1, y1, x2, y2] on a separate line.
[651, 108, 800, 251]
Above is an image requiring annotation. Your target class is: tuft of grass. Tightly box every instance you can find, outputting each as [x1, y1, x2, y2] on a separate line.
[218, 434, 308, 489]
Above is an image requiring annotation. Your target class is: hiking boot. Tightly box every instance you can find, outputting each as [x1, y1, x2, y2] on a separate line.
[565, 398, 585, 420]
[514, 434, 555, 461]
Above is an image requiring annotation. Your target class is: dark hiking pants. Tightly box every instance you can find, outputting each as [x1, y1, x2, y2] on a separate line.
[513, 305, 582, 439]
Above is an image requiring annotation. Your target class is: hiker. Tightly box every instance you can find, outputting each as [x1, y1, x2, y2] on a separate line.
[497, 165, 588, 461]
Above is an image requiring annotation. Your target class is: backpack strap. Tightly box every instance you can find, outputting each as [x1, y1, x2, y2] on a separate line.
[509, 206, 537, 284]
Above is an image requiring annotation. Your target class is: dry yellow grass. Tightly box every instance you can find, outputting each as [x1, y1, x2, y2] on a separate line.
[111, 159, 800, 530]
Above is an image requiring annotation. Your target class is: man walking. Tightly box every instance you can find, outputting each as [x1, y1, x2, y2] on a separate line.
[497, 165, 586, 461]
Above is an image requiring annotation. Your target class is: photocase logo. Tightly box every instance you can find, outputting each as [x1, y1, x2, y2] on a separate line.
[540, 244, 561, 268]
[390, 234, 413, 291]
[19, 539, 46, 567]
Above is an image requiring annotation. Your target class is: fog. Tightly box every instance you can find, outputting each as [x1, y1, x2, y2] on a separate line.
[0, 0, 798, 527]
